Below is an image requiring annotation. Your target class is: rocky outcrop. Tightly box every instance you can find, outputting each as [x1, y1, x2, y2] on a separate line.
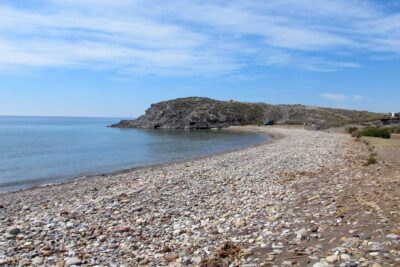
[111, 97, 383, 129]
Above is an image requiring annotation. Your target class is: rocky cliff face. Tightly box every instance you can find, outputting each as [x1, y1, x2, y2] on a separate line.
[111, 97, 383, 129]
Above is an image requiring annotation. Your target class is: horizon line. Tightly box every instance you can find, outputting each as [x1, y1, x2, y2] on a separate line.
[0, 114, 130, 119]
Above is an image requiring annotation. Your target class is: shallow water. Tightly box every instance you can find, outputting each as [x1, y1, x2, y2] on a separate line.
[0, 116, 269, 191]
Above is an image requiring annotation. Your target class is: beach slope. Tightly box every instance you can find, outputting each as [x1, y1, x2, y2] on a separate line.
[1, 127, 399, 266]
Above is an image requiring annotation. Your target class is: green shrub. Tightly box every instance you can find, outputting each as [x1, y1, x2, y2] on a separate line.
[353, 127, 391, 139]
[346, 127, 359, 134]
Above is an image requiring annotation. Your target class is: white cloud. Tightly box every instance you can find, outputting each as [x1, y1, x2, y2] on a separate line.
[321, 93, 348, 102]
[0, 0, 399, 76]
[321, 93, 364, 102]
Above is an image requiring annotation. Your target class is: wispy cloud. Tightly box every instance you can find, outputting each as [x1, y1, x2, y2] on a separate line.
[0, 0, 399, 76]
[321, 93, 364, 102]
[321, 93, 348, 102]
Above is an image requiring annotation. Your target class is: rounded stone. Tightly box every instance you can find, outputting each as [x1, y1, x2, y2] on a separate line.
[6, 227, 21, 236]
[326, 255, 338, 263]
[340, 254, 351, 261]
[64, 257, 82, 266]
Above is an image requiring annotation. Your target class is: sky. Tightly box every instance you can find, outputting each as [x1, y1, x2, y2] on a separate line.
[0, 0, 399, 117]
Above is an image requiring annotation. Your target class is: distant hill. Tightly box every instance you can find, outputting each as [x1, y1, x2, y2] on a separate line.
[111, 97, 384, 129]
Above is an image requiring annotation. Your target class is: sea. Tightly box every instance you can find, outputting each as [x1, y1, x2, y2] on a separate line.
[0, 116, 269, 192]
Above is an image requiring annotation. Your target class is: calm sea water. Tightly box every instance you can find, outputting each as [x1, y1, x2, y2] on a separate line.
[0, 116, 269, 191]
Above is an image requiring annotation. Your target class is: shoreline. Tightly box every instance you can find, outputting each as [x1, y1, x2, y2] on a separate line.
[0, 125, 279, 195]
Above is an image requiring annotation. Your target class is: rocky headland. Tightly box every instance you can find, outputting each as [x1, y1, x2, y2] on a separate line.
[1, 126, 399, 266]
[111, 97, 383, 130]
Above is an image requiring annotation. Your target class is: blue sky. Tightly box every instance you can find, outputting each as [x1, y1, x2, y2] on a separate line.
[0, 0, 399, 117]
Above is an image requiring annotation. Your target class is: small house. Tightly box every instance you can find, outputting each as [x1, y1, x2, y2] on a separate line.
[391, 112, 400, 118]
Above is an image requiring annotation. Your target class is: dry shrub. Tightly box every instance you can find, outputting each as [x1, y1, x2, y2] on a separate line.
[200, 241, 242, 267]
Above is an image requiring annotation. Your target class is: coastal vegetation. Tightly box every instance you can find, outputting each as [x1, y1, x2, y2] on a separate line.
[352, 127, 392, 139]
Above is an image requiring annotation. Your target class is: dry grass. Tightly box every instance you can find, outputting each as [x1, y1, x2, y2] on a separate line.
[362, 136, 400, 148]
[364, 154, 378, 166]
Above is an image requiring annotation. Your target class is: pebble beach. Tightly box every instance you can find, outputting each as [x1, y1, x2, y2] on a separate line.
[1, 126, 399, 266]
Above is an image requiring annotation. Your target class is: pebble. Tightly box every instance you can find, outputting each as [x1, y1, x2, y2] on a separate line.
[98, 235, 107, 242]
[340, 254, 351, 261]
[386, 234, 399, 240]
[32, 257, 43, 265]
[180, 257, 192, 265]
[64, 257, 81, 266]
[326, 255, 338, 263]
[6, 227, 20, 235]
[296, 228, 308, 240]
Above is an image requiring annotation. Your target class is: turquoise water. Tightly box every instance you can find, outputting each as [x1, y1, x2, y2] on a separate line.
[0, 116, 269, 191]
